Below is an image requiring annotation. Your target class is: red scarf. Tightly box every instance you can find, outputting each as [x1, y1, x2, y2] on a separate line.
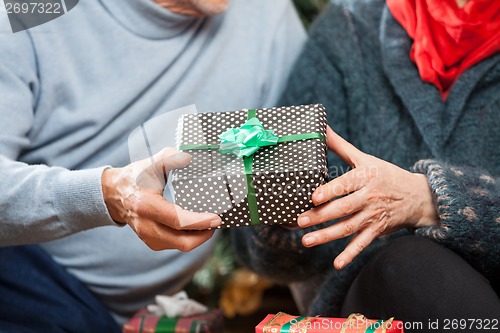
[386, 0, 500, 100]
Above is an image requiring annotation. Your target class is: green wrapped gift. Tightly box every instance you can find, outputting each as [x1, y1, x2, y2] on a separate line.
[123, 309, 223, 333]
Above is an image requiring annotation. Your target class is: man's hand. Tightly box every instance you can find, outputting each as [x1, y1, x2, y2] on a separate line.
[297, 127, 439, 269]
[101, 148, 221, 251]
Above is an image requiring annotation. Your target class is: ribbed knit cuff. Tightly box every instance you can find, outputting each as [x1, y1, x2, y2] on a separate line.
[50, 166, 119, 234]
[411, 159, 452, 239]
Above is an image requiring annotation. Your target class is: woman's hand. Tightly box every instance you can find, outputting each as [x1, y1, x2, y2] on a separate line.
[297, 127, 439, 269]
[102, 147, 221, 252]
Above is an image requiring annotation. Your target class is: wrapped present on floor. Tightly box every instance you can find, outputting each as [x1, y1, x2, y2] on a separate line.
[123, 309, 223, 333]
[123, 292, 224, 333]
[255, 312, 405, 333]
[172, 104, 328, 228]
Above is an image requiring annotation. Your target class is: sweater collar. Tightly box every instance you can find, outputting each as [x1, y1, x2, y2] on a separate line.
[99, 0, 202, 39]
[379, 5, 500, 156]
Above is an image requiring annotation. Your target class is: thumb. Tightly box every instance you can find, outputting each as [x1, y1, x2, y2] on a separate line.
[136, 148, 192, 190]
[153, 147, 192, 172]
[326, 126, 363, 167]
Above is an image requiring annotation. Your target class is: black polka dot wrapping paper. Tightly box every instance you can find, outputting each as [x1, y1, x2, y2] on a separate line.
[172, 104, 328, 228]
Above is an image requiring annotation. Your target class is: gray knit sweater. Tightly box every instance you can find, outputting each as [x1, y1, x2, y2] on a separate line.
[233, 0, 500, 315]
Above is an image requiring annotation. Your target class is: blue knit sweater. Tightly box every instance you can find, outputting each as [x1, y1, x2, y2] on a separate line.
[233, 0, 500, 315]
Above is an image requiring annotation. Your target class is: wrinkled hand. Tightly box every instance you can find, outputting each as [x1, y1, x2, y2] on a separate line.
[297, 127, 438, 269]
[102, 148, 221, 251]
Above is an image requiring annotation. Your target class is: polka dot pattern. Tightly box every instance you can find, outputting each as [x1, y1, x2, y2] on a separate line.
[179, 110, 247, 145]
[172, 104, 328, 228]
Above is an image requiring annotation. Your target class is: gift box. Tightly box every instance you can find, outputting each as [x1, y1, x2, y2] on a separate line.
[172, 104, 328, 228]
[123, 308, 223, 333]
[256, 312, 404, 333]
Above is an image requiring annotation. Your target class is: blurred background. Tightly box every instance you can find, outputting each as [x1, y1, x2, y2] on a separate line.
[184, 1, 330, 332]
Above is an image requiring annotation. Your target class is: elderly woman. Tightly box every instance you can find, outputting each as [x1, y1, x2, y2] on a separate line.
[233, 0, 500, 328]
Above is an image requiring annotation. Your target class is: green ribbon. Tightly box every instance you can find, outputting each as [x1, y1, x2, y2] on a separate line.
[366, 320, 385, 333]
[178, 133, 324, 151]
[234, 109, 258, 225]
[280, 316, 307, 332]
[178, 109, 325, 226]
[155, 317, 178, 332]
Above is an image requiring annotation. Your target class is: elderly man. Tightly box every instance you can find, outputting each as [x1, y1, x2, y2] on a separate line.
[0, 0, 305, 331]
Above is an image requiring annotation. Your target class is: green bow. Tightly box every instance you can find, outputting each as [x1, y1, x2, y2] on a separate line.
[219, 117, 279, 157]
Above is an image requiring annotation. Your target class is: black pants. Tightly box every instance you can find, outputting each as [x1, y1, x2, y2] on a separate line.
[341, 236, 500, 333]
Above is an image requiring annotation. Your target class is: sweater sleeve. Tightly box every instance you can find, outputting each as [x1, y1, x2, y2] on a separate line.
[0, 27, 117, 247]
[413, 160, 500, 278]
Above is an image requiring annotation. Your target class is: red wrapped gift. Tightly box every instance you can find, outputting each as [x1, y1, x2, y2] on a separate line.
[123, 308, 223, 333]
[256, 312, 404, 333]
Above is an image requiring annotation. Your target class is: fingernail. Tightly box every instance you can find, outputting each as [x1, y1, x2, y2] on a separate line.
[175, 152, 191, 160]
[210, 219, 222, 228]
[337, 260, 345, 269]
[297, 216, 310, 227]
[303, 235, 316, 247]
